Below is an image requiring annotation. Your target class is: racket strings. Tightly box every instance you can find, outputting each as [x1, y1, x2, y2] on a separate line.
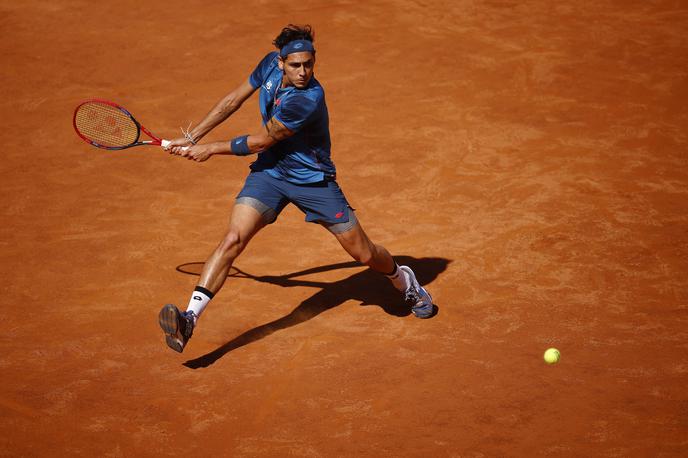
[74, 102, 139, 147]
[180, 121, 196, 144]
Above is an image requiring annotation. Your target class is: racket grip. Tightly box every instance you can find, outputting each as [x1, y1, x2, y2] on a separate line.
[161, 139, 190, 152]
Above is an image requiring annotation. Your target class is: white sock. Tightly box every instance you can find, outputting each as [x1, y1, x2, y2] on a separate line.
[186, 286, 214, 322]
[385, 263, 409, 291]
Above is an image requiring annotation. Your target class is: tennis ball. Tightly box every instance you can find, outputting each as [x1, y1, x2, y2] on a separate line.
[544, 348, 561, 364]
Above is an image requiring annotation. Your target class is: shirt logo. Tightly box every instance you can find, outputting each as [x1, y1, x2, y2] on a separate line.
[265, 81, 273, 91]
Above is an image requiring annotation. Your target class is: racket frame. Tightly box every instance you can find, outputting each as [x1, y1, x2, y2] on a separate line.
[73, 98, 164, 150]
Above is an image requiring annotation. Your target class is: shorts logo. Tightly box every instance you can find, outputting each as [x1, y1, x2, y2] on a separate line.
[335, 211, 344, 219]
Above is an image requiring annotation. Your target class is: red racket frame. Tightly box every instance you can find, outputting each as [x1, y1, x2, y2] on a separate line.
[73, 99, 164, 150]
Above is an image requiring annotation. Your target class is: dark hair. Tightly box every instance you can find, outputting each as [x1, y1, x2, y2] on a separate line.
[273, 24, 315, 49]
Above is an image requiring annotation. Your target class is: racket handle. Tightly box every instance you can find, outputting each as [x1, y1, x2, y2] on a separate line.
[161, 139, 190, 152]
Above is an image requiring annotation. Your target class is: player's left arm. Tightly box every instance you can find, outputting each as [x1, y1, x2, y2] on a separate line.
[178, 93, 318, 162]
[177, 117, 294, 162]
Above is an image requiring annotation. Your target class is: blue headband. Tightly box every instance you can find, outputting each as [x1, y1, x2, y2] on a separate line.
[279, 39, 315, 57]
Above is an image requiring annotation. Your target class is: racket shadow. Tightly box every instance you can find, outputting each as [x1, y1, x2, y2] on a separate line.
[177, 255, 451, 369]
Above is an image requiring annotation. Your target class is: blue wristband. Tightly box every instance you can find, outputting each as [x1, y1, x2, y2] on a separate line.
[231, 135, 250, 155]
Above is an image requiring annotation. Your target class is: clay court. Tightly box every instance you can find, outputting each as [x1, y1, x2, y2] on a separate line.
[2, 0, 687, 456]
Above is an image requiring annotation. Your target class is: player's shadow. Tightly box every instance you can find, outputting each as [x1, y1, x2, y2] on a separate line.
[176, 255, 450, 369]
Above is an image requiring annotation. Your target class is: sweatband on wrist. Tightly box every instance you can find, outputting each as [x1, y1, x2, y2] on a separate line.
[231, 135, 250, 155]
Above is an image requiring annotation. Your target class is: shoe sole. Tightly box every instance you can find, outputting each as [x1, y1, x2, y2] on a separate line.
[159, 304, 184, 353]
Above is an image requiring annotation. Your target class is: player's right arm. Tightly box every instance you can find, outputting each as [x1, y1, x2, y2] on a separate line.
[168, 52, 278, 153]
[166, 80, 257, 151]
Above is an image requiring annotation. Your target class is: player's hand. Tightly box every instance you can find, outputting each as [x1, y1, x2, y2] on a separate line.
[164, 137, 194, 153]
[179, 144, 214, 162]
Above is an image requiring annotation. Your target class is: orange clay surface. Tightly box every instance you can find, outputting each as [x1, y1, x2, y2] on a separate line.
[2, 1, 687, 456]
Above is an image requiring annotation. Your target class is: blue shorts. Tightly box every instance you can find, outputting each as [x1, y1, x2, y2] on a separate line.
[236, 171, 357, 234]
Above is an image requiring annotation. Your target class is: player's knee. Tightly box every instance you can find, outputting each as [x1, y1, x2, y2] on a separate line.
[218, 230, 242, 257]
[353, 244, 375, 266]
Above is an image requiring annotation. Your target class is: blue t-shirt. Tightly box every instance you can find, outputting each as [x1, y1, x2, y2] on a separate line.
[248, 51, 336, 184]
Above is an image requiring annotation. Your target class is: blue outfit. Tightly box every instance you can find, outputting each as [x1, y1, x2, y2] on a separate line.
[248, 51, 335, 184]
[237, 51, 353, 228]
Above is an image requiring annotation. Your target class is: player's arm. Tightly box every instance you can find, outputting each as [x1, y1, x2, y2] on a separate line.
[238, 117, 295, 153]
[176, 117, 294, 162]
[167, 80, 257, 150]
[189, 80, 257, 140]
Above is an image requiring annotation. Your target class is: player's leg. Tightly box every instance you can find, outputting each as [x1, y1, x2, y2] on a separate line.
[197, 202, 269, 294]
[288, 177, 433, 318]
[159, 171, 287, 353]
[327, 210, 394, 273]
[159, 203, 268, 353]
[328, 213, 433, 318]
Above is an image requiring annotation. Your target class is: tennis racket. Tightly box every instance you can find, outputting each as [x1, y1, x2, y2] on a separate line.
[73, 99, 185, 151]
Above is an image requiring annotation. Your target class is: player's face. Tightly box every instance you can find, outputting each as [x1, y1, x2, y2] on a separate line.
[279, 52, 315, 89]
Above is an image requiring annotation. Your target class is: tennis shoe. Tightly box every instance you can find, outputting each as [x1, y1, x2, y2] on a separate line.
[158, 304, 196, 353]
[399, 265, 434, 318]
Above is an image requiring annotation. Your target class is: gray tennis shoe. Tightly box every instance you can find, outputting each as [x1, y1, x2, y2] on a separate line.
[399, 265, 434, 318]
[159, 304, 196, 353]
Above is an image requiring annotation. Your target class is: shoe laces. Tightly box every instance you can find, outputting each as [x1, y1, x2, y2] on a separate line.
[405, 284, 420, 304]
[181, 311, 196, 338]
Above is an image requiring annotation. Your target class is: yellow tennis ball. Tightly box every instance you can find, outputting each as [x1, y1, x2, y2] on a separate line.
[544, 348, 561, 364]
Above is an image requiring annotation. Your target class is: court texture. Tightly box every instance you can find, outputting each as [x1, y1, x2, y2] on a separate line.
[1, 0, 687, 456]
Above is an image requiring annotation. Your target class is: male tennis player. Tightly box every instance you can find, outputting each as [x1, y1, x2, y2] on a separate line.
[159, 24, 433, 353]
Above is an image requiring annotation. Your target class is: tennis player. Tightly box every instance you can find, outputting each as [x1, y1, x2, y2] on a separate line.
[159, 24, 434, 353]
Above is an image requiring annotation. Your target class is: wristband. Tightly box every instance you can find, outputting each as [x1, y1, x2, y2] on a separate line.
[231, 135, 251, 155]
